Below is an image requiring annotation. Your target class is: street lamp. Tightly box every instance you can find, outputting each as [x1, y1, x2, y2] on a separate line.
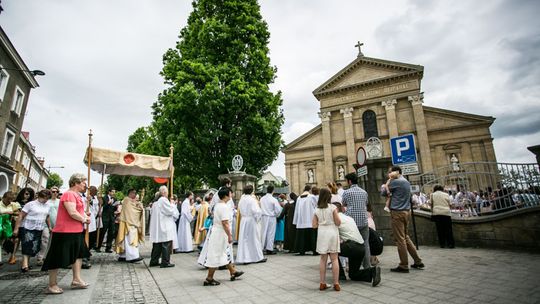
[0, 67, 46, 76]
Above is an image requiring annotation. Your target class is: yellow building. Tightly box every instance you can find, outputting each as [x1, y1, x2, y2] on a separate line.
[283, 53, 496, 195]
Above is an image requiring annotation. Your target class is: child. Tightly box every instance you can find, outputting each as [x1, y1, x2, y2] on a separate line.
[313, 188, 342, 291]
[383, 170, 400, 212]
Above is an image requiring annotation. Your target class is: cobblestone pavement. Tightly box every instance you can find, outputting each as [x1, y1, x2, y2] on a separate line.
[1, 241, 539, 303]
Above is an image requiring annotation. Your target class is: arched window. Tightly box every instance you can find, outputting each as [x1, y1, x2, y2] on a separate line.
[362, 110, 378, 139]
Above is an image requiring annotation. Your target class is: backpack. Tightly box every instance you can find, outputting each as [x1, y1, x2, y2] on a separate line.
[369, 228, 384, 255]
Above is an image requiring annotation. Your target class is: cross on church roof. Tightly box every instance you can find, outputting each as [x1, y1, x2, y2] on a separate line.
[355, 41, 364, 57]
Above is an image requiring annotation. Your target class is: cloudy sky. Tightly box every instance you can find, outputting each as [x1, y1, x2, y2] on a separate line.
[1, 0, 539, 189]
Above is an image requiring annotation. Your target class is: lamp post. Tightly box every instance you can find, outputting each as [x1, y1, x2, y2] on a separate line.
[0, 67, 46, 76]
[46, 166, 65, 171]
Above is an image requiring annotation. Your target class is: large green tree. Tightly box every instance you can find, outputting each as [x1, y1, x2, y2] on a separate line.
[151, 0, 283, 188]
[46, 173, 63, 189]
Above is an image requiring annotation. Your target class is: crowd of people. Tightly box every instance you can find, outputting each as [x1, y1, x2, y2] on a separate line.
[412, 183, 540, 217]
[0, 166, 436, 294]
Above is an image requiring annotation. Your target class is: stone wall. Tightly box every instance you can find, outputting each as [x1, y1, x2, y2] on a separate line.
[380, 206, 540, 251]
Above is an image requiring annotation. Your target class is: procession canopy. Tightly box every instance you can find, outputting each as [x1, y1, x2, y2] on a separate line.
[84, 147, 172, 178]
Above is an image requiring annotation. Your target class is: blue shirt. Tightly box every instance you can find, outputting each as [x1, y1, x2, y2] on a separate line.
[389, 176, 411, 211]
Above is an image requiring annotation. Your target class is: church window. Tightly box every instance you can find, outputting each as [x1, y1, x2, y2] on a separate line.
[362, 110, 378, 139]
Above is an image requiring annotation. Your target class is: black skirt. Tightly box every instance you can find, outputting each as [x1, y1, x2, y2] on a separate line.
[20, 227, 43, 257]
[41, 232, 90, 271]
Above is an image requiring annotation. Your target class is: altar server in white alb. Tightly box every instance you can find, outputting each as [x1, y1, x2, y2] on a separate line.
[176, 192, 194, 252]
[260, 185, 282, 255]
[236, 185, 266, 264]
[211, 178, 237, 240]
[87, 186, 102, 251]
[293, 185, 318, 255]
[149, 186, 179, 268]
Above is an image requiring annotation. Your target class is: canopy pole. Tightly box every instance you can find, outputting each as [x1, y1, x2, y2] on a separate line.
[85, 129, 93, 247]
[96, 164, 106, 248]
[169, 144, 174, 199]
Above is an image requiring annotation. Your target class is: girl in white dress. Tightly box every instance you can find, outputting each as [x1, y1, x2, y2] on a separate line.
[313, 188, 341, 291]
[203, 188, 244, 286]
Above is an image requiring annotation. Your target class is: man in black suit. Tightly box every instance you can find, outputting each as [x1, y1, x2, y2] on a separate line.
[96, 188, 116, 253]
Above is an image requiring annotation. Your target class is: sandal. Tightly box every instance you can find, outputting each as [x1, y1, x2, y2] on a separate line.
[44, 286, 64, 294]
[230, 271, 244, 281]
[203, 278, 221, 286]
[71, 282, 90, 289]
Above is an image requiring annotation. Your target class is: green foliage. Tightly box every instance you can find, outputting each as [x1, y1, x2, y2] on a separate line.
[46, 173, 63, 189]
[115, 191, 125, 201]
[149, 0, 283, 188]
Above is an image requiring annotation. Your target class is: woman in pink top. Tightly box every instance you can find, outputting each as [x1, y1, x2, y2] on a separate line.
[41, 173, 91, 295]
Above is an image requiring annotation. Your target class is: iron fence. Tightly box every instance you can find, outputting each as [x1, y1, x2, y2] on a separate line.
[409, 162, 540, 217]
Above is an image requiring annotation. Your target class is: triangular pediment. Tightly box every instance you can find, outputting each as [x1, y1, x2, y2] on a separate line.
[283, 125, 323, 152]
[424, 106, 495, 130]
[313, 56, 423, 98]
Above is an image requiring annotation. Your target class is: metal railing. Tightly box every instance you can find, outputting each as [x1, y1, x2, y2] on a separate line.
[409, 162, 540, 217]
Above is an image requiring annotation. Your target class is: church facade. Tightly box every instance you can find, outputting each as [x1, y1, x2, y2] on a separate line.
[283, 54, 497, 195]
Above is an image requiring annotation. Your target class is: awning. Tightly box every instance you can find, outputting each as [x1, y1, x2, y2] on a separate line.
[84, 147, 172, 178]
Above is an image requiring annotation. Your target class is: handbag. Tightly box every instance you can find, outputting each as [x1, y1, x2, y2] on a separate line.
[369, 228, 384, 255]
[2, 238, 15, 253]
[203, 216, 213, 229]
[0, 214, 13, 239]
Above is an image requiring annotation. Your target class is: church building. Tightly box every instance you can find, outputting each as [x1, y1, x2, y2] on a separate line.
[283, 49, 497, 195]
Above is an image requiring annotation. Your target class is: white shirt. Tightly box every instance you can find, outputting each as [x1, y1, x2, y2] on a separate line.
[331, 194, 342, 204]
[149, 197, 180, 243]
[337, 213, 364, 244]
[21, 200, 50, 231]
[238, 194, 262, 221]
[293, 193, 317, 229]
[337, 188, 345, 197]
[260, 193, 282, 217]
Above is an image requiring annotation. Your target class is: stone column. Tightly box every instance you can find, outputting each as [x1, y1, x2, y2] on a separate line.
[340, 107, 356, 170]
[292, 163, 300, 194]
[319, 111, 334, 182]
[408, 93, 433, 173]
[381, 99, 398, 138]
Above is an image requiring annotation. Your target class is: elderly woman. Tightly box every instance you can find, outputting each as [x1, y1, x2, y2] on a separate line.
[430, 185, 455, 249]
[41, 173, 91, 294]
[13, 189, 52, 272]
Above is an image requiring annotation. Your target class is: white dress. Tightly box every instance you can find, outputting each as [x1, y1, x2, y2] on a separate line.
[236, 194, 264, 263]
[203, 202, 232, 268]
[176, 199, 194, 252]
[315, 204, 340, 254]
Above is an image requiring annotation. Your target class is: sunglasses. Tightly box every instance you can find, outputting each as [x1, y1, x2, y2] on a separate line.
[52, 191, 58, 193]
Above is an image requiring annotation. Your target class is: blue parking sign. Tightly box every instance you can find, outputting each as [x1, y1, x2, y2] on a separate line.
[390, 134, 417, 165]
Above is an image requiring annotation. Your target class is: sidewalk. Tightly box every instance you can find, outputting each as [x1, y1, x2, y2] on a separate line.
[1, 241, 539, 303]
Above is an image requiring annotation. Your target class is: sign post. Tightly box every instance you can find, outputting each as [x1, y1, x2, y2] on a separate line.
[390, 134, 420, 249]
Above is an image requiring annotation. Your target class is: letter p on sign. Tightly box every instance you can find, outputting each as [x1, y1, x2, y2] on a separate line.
[396, 138, 409, 156]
